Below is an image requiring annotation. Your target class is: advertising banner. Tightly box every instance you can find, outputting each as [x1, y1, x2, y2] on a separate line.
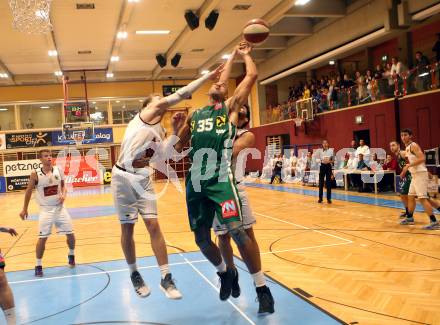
[0, 134, 5, 150]
[0, 177, 5, 193]
[51, 128, 113, 146]
[6, 176, 30, 191]
[3, 159, 42, 177]
[6, 131, 52, 149]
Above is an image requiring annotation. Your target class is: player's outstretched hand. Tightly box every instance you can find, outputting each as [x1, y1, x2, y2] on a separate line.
[7, 228, 18, 236]
[59, 194, 65, 205]
[237, 41, 252, 56]
[172, 112, 187, 133]
[208, 63, 225, 81]
[19, 210, 28, 220]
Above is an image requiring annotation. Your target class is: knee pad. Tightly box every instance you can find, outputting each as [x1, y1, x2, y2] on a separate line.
[194, 228, 212, 250]
[229, 227, 250, 247]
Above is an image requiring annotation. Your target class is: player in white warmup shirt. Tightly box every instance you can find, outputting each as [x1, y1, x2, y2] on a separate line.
[399, 128, 439, 230]
[20, 149, 76, 277]
[112, 65, 223, 299]
[0, 226, 18, 325]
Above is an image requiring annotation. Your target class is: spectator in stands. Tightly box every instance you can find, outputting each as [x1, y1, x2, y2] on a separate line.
[318, 88, 329, 112]
[345, 152, 358, 170]
[339, 155, 349, 169]
[354, 153, 373, 192]
[303, 85, 311, 99]
[355, 71, 367, 102]
[288, 86, 294, 100]
[351, 139, 357, 151]
[369, 153, 382, 171]
[383, 154, 397, 171]
[391, 57, 407, 95]
[374, 64, 385, 99]
[415, 51, 431, 91]
[355, 139, 370, 160]
[433, 33, 440, 62]
[365, 70, 375, 101]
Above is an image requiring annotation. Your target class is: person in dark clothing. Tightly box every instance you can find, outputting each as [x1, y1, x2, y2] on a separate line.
[415, 51, 431, 91]
[270, 157, 283, 184]
[433, 33, 440, 62]
[315, 140, 334, 204]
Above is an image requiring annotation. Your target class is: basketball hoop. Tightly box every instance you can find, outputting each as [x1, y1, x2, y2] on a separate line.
[9, 0, 53, 34]
[294, 117, 303, 127]
[73, 131, 85, 147]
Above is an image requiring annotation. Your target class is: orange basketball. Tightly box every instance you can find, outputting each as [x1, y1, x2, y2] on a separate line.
[243, 18, 269, 45]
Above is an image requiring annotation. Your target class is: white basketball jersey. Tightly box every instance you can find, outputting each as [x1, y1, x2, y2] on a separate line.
[35, 166, 64, 206]
[405, 142, 427, 173]
[232, 129, 249, 183]
[117, 113, 166, 169]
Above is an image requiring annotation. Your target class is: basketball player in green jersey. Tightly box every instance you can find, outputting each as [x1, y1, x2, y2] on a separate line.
[390, 141, 412, 218]
[174, 41, 273, 313]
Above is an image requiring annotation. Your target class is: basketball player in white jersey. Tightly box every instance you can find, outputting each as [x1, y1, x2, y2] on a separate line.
[19, 149, 76, 277]
[112, 65, 223, 299]
[0, 226, 18, 325]
[399, 129, 439, 229]
[211, 104, 274, 314]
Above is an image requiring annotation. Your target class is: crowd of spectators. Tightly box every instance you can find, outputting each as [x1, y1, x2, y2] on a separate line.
[266, 50, 440, 124]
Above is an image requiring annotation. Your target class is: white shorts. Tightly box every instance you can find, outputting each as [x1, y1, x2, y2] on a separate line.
[39, 205, 74, 238]
[213, 183, 256, 235]
[408, 171, 429, 199]
[111, 166, 158, 224]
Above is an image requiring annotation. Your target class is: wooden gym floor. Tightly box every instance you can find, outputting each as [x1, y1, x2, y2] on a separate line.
[1, 181, 439, 325]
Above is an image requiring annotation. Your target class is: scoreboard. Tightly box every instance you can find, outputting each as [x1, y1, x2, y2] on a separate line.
[162, 85, 192, 99]
[64, 102, 88, 122]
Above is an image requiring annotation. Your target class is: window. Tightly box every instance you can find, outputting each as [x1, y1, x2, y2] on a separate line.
[89, 101, 109, 125]
[0, 105, 16, 130]
[20, 103, 62, 129]
[111, 100, 142, 124]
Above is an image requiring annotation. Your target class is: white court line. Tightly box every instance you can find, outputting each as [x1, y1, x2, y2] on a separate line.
[261, 242, 351, 255]
[176, 252, 256, 325]
[9, 259, 208, 285]
[254, 212, 353, 244]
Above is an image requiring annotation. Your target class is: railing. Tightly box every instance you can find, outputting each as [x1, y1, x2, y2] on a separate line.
[264, 60, 440, 125]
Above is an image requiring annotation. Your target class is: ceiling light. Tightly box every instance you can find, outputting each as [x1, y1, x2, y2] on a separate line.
[40, 106, 50, 109]
[329, 60, 335, 65]
[0, 108, 8, 111]
[35, 10, 47, 19]
[48, 50, 58, 57]
[139, 99, 143, 102]
[295, 0, 311, 5]
[201, 70, 209, 75]
[128, 0, 139, 2]
[0, 73, 8, 78]
[222, 54, 231, 60]
[111, 56, 120, 62]
[92, 101, 96, 104]
[106, 72, 114, 78]
[117, 31, 128, 39]
[116, 100, 120, 103]
[54, 71, 63, 76]
[136, 30, 170, 35]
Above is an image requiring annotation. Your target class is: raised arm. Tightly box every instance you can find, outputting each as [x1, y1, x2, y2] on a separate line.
[232, 131, 255, 159]
[20, 171, 38, 220]
[218, 48, 238, 86]
[174, 111, 194, 153]
[140, 65, 224, 123]
[226, 42, 257, 125]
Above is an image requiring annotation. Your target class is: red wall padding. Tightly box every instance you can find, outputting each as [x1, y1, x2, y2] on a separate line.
[248, 91, 440, 172]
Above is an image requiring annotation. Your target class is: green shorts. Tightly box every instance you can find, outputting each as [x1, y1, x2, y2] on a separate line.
[185, 172, 242, 231]
[399, 176, 411, 195]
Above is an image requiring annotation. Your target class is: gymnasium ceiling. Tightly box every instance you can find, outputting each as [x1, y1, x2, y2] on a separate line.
[0, 0, 358, 86]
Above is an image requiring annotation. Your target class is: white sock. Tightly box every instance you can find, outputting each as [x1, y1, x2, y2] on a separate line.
[215, 260, 227, 273]
[68, 249, 75, 255]
[251, 271, 266, 288]
[159, 264, 169, 279]
[36, 259, 42, 267]
[128, 263, 137, 275]
[4, 307, 16, 325]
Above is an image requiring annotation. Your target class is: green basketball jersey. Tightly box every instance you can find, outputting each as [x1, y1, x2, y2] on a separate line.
[189, 102, 236, 176]
[398, 153, 411, 179]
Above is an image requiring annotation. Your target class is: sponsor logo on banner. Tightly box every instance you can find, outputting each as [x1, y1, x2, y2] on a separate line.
[6, 132, 52, 149]
[102, 169, 112, 185]
[0, 134, 5, 150]
[54, 156, 100, 187]
[221, 200, 238, 219]
[0, 177, 5, 193]
[3, 159, 42, 177]
[6, 176, 30, 191]
[51, 128, 113, 146]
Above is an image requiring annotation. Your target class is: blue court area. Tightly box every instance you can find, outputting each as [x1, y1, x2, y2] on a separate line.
[8, 252, 343, 325]
[245, 183, 436, 213]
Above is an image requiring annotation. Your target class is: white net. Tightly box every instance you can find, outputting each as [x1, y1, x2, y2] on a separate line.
[9, 0, 52, 34]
